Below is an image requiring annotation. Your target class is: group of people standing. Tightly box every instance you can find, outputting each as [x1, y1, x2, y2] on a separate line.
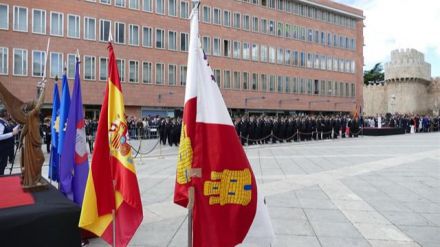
[234, 114, 361, 145]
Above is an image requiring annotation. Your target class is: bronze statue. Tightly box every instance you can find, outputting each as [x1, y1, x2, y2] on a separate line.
[0, 80, 47, 189]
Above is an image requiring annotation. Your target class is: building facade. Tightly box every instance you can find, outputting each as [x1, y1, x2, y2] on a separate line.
[0, 0, 364, 119]
[363, 48, 440, 116]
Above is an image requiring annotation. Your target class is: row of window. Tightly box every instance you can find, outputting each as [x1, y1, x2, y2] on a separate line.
[238, 0, 358, 29]
[0, 47, 355, 98]
[0, 4, 356, 52]
[84, 0, 357, 29]
[200, 5, 356, 51]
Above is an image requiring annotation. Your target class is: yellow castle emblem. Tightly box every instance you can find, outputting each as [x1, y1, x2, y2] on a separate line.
[204, 168, 252, 206]
[176, 123, 193, 184]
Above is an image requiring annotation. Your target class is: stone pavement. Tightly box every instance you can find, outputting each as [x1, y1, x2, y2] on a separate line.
[39, 133, 440, 246]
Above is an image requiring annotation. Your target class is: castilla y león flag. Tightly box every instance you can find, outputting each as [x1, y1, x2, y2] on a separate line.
[79, 43, 143, 247]
[174, 5, 274, 247]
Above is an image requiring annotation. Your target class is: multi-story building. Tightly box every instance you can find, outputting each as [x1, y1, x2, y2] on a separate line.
[0, 0, 364, 119]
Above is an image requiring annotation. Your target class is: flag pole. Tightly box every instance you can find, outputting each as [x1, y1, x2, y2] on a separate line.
[187, 186, 195, 247]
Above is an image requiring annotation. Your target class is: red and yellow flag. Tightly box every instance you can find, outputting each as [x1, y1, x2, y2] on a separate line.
[79, 43, 143, 247]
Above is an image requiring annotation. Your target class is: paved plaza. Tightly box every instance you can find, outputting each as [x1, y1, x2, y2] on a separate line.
[40, 133, 440, 246]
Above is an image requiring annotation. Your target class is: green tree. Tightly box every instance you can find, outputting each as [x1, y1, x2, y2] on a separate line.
[363, 63, 384, 85]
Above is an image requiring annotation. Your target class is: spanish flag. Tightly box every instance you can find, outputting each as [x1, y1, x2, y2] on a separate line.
[79, 43, 143, 247]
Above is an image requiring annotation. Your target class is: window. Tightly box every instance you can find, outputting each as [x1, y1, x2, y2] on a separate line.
[261, 19, 267, 34]
[155, 63, 164, 84]
[168, 64, 176, 85]
[142, 61, 152, 83]
[314, 54, 319, 69]
[251, 73, 258, 90]
[180, 32, 189, 51]
[233, 71, 240, 89]
[242, 15, 250, 30]
[99, 57, 108, 81]
[233, 12, 240, 29]
[252, 17, 258, 32]
[115, 22, 125, 44]
[100, 0, 111, 4]
[168, 31, 177, 50]
[180, 1, 189, 19]
[300, 51, 305, 67]
[115, 0, 126, 7]
[213, 37, 221, 56]
[345, 83, 349, 97]
[13, 49, 27, 76]
[269, 20, 275, 35]
[223, 40, 230, 57]
[0, 47, 7, 75]
[168, 0, 176, 16]
[156, 0, 164, 14]
[243, 42, 250, 60]
[320, 80, 325, 95]
[50, 52, 63, 78]
[32, 9, 46, 34]
[67, 54, 76, 79]
[277, 76, 283, 93]
[202, 36, 211, 54]
[242, 72, 249, 90]
[156, 28, 165, 48]
[233, 41, 241, 59]
[314, 80, 319, 95]
[67, 14, 80, 38]
[213, 69, 221, 87]
[84, 17, 96, 40]
[84, 56, 96, 80]
[260, 45, 267, 62]
[285, 49, 291, 65]
[261, 74, 267, 92]
[128, 24, 139, 46]
[300, 79, 305, 94]
[50, 12, 63, 36]
[143, 0, 153, 12]
[142, 26, 152, 47]
[117, 59, 125, 81]
[180, 65, 187, 85]
[129, 60, 138, 82]
[0, 4, 8, 30]
[307, 29, 312, 42]
[223, 10, 231, 27]
[293, 51, 298, 66]
[293, 77, 297, 93]
[213, 8, 221, 25]
[32, 50, 45, 77]
[269, 47, 275, 63]
[13, 6, 28, 32]
[269, 75, 275, 92]
[100, 19, 111, 41]
[223, 70, 231, 89]
[334, 81, 339, 96]
[128, 0, 139, 9]
[277, 48, 284, 64]
[277, 22, 283, 37]
[203, 6, 211, 23]
[252, 44, 259, 61]
[327, 81, 332, 96]
[351, 83, 355, 97]
[286, 77, 292, 93]
[339, 82, 344, 97]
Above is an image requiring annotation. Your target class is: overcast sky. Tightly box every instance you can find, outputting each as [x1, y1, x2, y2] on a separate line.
[333, 0, 440, 77]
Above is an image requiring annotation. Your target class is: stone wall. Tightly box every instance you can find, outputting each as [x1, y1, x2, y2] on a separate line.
[363, 84, 386, 115]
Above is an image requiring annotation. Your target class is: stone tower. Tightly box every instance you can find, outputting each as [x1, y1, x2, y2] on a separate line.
[384, 49, 431, 114]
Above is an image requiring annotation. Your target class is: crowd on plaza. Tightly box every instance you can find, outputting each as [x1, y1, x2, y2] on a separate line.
[77, 112, 440, 149]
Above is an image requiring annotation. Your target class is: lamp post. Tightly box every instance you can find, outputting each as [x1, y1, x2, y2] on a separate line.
[157, 91, 174, 103]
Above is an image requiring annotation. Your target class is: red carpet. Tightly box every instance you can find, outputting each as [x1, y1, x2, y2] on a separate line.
[0, 176, 35, 209]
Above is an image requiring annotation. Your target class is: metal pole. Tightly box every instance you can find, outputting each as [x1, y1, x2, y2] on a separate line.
[112, 179, 116, 247]
[188, 186, 195, 247]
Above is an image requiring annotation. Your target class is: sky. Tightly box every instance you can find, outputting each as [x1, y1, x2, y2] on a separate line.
[333, 0, 440, 77]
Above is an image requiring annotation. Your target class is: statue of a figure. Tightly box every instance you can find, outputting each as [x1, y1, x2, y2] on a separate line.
[0, 80, 47, 189]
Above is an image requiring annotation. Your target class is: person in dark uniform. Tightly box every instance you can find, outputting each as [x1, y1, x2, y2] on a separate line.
[239, 116, 249, 145]
[0, 108, 20, 175]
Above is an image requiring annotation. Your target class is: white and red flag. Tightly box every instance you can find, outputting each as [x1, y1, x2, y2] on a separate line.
[174, 4, 274, 247]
